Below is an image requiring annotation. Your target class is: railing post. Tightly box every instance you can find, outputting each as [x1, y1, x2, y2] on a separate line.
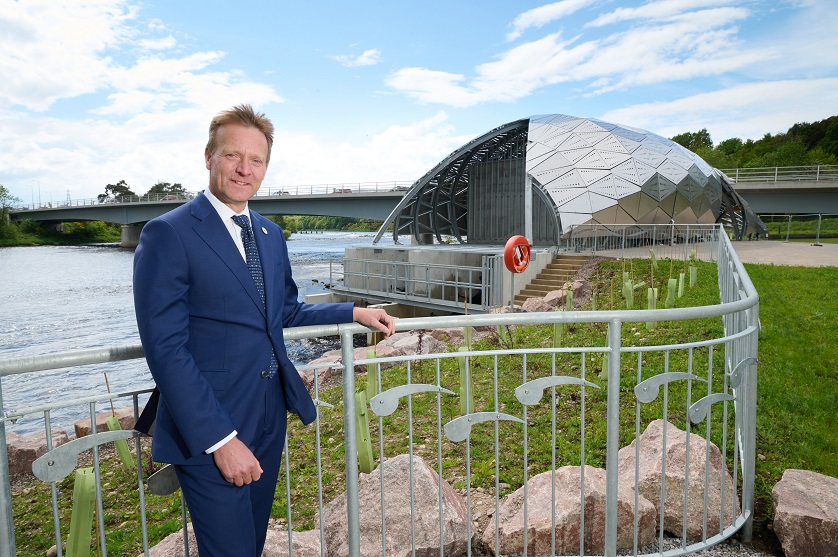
[340, 328, 361, 557]
[604, 319, 622, 557]
[739, 303, 759, 542]
[0, 382, 16, 557]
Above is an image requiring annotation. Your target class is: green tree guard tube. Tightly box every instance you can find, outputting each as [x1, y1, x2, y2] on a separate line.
[646, 287, 657, 329]
[624, 279, 633, 309]
[553, 321, 562, 348]
[105, 415, 135, 471]
[665, 278, 677, 308]
[678, 272, 685, 297]
[355, 391, 374, 474]
[458, 347, 475, 415]
[689, 265, 697, 287]
[565, 288, 573, 310]
[650, 248, 658, 269]
[66, 467, 96, 557]
[365, 349, 377, 402]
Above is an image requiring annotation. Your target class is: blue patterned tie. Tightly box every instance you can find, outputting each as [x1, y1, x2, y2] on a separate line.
[232, 214, 278, 378]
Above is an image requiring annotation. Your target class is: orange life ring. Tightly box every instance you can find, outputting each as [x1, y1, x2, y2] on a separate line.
[504, 235, 531, 273]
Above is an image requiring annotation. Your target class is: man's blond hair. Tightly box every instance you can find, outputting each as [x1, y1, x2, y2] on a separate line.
[206, 104, 275, 164]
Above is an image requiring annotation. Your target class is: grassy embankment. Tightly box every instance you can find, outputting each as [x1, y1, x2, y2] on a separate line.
[0, 220, 121, 246]
[10, 257, 837, 556]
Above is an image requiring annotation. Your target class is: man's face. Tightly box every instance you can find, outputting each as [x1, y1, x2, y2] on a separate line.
[205, 123, 269, 212]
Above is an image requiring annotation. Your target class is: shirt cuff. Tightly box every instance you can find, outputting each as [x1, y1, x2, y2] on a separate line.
[205, 430, 237, 454]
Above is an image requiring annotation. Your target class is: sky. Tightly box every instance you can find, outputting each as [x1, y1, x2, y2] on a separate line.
[2, 0, 837, 206]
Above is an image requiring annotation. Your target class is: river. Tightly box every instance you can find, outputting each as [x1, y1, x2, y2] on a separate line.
[0, 231, 392, 435]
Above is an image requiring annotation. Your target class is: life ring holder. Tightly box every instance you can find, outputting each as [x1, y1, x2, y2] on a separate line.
[503, 235, 531, 274]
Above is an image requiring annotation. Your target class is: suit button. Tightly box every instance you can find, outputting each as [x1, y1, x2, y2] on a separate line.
[260, 370, 269, 378]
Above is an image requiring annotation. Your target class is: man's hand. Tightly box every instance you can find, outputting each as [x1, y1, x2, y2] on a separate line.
[353, 307, 396, 338]
[212, 436, 263, 486]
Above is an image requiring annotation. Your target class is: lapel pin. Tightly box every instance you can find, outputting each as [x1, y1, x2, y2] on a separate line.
[261, 227, 268, 235]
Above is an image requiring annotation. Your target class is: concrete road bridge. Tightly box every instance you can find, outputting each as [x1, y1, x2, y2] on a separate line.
[8, 166, 838, 246]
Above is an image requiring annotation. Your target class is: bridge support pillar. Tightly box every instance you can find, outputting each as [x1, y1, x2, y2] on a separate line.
[121, 224, 143, 248]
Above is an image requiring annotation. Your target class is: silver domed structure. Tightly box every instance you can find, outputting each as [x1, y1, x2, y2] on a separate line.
[374, 114, 765, 245]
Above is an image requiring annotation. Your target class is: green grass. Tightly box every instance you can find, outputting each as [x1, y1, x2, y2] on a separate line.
[10, 257, 838, 555]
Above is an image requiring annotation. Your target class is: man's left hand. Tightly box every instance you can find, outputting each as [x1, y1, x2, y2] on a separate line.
[353, 307, 396, 338]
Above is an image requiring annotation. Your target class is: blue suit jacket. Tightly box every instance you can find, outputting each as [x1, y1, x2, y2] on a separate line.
[133, 192, 354, 465]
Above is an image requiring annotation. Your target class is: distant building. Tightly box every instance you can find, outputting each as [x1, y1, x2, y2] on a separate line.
[375, 114, 765, 245]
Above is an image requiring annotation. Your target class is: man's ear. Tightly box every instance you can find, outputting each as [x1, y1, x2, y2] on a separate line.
[204, 148, 212, 170]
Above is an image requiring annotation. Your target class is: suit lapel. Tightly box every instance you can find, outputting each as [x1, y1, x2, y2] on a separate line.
[191, 194, 266, 316]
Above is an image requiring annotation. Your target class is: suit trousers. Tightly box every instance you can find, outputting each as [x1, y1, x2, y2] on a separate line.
[174, 378, 287, 557]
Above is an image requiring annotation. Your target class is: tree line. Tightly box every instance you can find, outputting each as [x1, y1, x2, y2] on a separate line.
[670, 115, 838, 169]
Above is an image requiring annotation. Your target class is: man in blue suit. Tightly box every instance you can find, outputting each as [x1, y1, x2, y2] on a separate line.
[133, 104, 395, 556]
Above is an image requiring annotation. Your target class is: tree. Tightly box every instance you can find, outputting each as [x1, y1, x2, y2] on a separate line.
[671, 129, 713, 152]
[98, 180, 136, 203]
[0, 184, 21, 211]
[143, 182, 192, 200]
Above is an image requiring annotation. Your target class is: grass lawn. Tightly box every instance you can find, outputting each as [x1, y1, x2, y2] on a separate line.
[9, 257, 837, 555]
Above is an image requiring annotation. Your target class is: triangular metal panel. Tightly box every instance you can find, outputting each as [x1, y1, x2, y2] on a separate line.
[587, 118, 618, 132]
[593, 135, 631, 154]
[538, 167, 585, 188]
[561, 191, 594, 213]
[578, 168, 611, 186]
[546, 187, 588, 207]
[615, 135, 642, 153]
[576, 131, 611, 146]
[637, 207, 672, 225]
[657, 159, 689, 183]
[639, 137, 673, 155]
[676, 176, 703, 201]
[673, 191, 691, 217]
[687, 163, 709, 187]
[658, 192, 677, 218]
[529, 150, 574, 173]
[636, 192, 661, 221]
[632, 146, 666, 168]
[560, 212, 594, 231]
[611, 126, 648, 143]
[640, 174, 676, 202]
[573, 120, 609, 133]
[614, 176, 641, 197]
[587, 174, 617, 199]
[558, 133, 595, 151]
[617, 192, 643, 220]
[540, 131, 574, 149]
[592, 204, 635, 225]
[589, 192, 618, 213]
[562, 147, 596, 165]
[693, 194, 710, 220]
[668, 151, 694, 171]
[612, 159, 641, 185]
[526, 141, 558, 163]
[576, 149, 610, 169]
[597, 149, 632, 168]
[673, 206, 698, 225]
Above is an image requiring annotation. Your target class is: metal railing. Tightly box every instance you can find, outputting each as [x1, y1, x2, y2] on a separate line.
[334, 254, 503, 312]
[0, 227, 758, 557]
[13, 182, 413, 211]
[562, 224, 721, 262]
[719, 165, 838, 184]
[758, 213, 837, 243]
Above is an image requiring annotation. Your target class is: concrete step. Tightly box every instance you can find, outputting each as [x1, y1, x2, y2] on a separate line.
[514, 255, 592, 304]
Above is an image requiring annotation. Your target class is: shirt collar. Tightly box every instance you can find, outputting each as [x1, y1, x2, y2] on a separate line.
[203, 188, 249, 220]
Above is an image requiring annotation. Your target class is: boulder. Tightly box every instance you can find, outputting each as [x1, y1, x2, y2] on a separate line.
[317, 454, 470, 557]
[5, 429, 70, 476]
[483, 465, 655, 555]
[543, 287, 569, 307]
[74, 406, 138, 438]
[772, 469, 838, 557]
[617, 420, 738, 540]
[300, 333, 448, 389]
[139, 524, 319, 557]
[522, 297, 554, 313]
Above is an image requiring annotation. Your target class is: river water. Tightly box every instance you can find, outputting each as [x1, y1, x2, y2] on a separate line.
[0, 231, 391, 435]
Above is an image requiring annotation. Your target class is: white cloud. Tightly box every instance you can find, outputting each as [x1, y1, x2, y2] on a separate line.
[334, 49, 382, 67]
[389, 5, 762, 106]
[600, 78, 838, 141]
[506, 0, 598, 41]
[587, 0, 739, 27]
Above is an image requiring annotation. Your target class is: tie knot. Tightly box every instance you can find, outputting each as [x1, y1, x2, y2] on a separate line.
[231, 214, 251, 231]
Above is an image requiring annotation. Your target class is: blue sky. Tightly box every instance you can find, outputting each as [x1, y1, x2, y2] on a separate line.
[2, 0, 837, 205]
